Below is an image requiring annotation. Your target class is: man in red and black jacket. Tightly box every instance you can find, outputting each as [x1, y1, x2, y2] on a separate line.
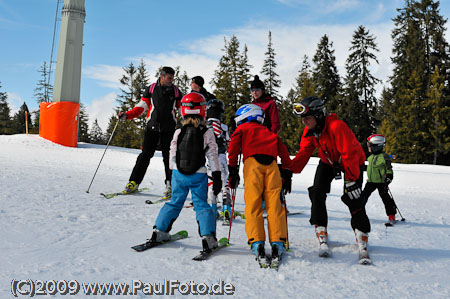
[118, 66, 183, 198]
[291, 96, 370, 259]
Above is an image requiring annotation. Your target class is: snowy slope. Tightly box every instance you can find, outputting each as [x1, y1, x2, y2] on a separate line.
[1, 134, 450, 298]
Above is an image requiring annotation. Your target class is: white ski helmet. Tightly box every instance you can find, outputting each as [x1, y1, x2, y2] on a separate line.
[234, 104, 264, 126]
[367, 134, 386, 154]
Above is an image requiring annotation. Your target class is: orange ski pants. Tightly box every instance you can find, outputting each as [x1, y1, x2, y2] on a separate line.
[243, 157, 287, 244]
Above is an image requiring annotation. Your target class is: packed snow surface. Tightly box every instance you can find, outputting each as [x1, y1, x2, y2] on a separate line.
[1, 134, 450, 298]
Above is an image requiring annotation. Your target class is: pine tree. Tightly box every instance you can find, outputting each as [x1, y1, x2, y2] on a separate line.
[33, 61, 53, 103]
[342, 25, 381, 143]
[278, 89, 303, 154]
[261, 31, 282, 101]
[90, 118, 105, 144]
[173, 66, 190, 95]
[294, 55, 316, 101]
[108, 62, 146, 149]
[235, 44, 253, 117]
[212, 36, 251, 131]
[78, 103, 90, 143]
[426, 66, 450, 164]
[12, 102, 31, 134]
[383, 0, 449, 164]
[312, 35, 341, 114]
[278, 56, 314, 154]
[0, 82, 12, 134]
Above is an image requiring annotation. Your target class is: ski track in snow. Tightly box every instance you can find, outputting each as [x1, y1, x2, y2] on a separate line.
[1, 134, 450, 298]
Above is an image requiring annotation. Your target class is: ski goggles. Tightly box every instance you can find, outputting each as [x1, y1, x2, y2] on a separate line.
[293, 103, 309, 117]
[181, 100, 206, 108]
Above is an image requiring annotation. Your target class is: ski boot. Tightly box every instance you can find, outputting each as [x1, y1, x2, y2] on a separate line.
[150, 229, 171, 243]
[162, 180, 172, 200]
[315, 225, 329, 257]
[270, 242, 285, 270]
[202, 234, 218, 252]
[124, 181, 139, 194]
[355, 229, 371, 265]
[252, 241, 270, 268]
[388, 214, 397, 225]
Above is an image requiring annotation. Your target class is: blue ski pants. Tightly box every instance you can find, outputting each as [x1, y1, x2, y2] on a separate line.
[155, 170, 216, 236]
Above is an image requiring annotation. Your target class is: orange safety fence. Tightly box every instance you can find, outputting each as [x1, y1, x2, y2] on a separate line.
[39, 101, 80, 147]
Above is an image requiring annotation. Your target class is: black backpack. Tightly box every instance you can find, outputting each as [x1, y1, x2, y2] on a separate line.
[176, 125, 207, 175]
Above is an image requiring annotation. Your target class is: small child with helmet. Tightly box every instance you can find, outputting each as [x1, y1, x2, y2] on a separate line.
[228, 103, 292, 267]
[205, 99, 232, 225]
[362, 134, 398, 224]
[151, 92, 223, 252]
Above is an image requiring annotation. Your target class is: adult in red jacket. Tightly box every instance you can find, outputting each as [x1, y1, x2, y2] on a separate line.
[118, 66, 182, 197]
[250, 75, 281, 134]
[291, 96, 370, 258]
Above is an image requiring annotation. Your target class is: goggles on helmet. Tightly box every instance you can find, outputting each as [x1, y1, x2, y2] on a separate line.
[293, 103, 309, 116]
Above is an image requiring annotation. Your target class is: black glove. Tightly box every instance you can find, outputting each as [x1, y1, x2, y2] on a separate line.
[344, 181, 362, 200]
[228, 165, 240, 189]
[212, 171, 222, 196]
[118, 111, 127, 120]
[280, 168, 292, 195]
[385, 174, 393, 185]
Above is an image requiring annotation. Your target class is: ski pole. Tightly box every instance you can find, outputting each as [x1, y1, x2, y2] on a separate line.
[86, 119, 120, 193]
[227, 154, 241, 243]
[227, 187, 237, 243]
[388, 187, 405, 221]
[282, 191, 290, 250]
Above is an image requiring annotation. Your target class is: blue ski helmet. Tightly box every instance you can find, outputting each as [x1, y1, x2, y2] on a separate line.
[234, 104, 264, 126]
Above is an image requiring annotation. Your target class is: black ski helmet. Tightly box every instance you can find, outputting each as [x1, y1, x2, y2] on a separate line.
[294, 96, 326, 119]
[294, 96, 327, 133]
[206, 99, 225, 120]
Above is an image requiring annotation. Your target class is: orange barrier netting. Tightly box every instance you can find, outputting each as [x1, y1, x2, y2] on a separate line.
[39, 101, 80, 147]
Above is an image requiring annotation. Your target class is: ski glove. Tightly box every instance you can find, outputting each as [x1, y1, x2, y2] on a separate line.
[344, 181, 362, 200]
[212, 171, 222, 196]
[385, 174, 393, 185]
[118, 112, 127, 120]
[280, 168, 293, 195]
[228, 165, 240, 189]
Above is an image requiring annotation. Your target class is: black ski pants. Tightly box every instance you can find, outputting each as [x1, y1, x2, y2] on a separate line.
[129, 125, 174, 185]
[308, 161, 370, 233]
[362, 182, 397, 216]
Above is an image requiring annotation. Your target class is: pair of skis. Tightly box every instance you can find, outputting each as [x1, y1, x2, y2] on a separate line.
[131, 230, 229, 261]
[100, 188, 171, 205]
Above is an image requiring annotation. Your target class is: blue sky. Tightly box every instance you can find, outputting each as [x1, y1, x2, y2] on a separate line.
[1, 0, 449, 131]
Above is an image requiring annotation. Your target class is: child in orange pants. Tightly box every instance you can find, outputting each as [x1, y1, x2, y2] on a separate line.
[228, 104, 292, 266]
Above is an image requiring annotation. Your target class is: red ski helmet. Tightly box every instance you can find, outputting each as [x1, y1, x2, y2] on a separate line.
[181, 92, 207, 119]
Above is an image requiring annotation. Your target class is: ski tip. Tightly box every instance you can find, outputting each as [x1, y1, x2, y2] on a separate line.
[177, 230, 189, 238]
[218, 237, 229, 246]
[359, 259, 372, 265]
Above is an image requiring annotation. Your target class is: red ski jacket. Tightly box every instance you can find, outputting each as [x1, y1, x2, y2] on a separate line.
[291, 113, 365, 182]
[252, 94, 281, 134]
[228, 122, 291, 168]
